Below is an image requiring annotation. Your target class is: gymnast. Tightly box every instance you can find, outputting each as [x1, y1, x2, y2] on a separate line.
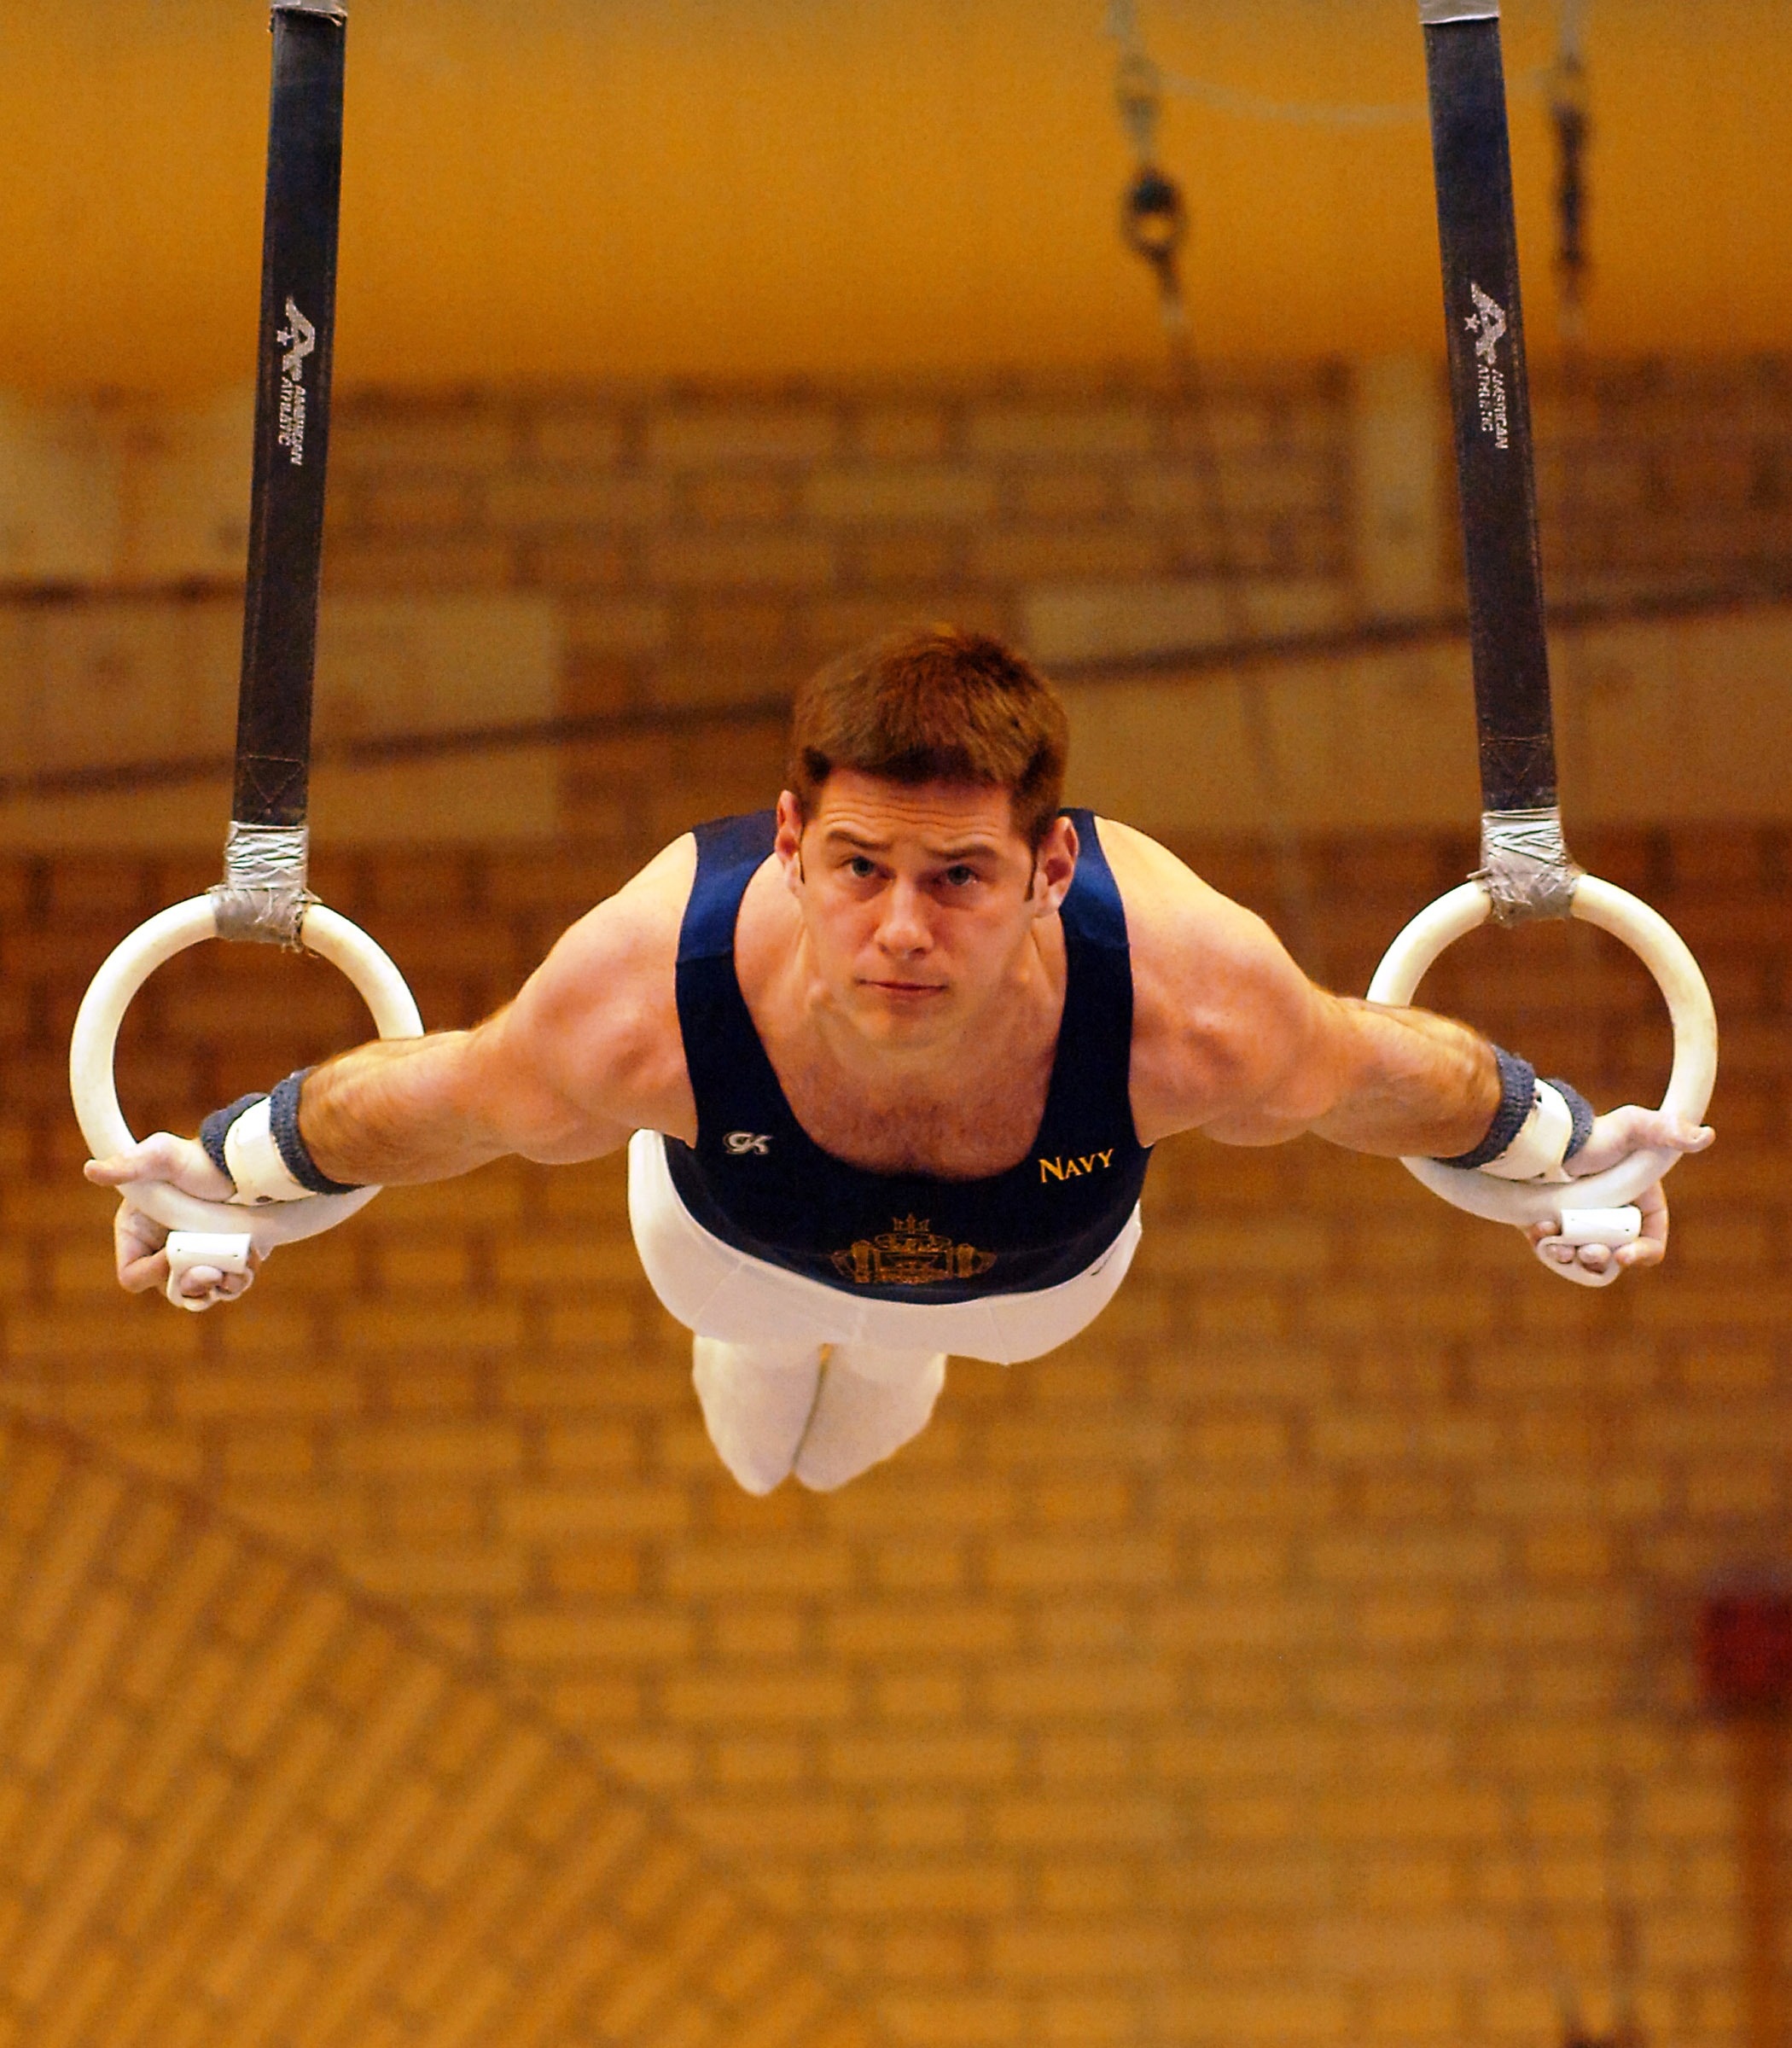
[87, 627, 1712, 1493]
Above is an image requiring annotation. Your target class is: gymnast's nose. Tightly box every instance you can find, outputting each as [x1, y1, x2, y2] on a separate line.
[875, 876, 933, 957]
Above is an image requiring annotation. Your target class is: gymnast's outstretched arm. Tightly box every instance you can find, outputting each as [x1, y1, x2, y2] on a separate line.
[1104, 817, 1711, 1276]
[87, 835, 699, 1295]
[295, 831, 700, 1184]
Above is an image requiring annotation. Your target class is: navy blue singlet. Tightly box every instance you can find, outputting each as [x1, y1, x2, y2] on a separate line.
[664, 809, 1153, 1304]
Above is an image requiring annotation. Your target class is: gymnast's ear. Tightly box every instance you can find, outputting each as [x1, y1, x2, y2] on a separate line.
[775, 790, 806, 889]
[1029, 812, 1078, 914]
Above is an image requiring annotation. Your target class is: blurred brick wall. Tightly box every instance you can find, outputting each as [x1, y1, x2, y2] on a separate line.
[0, 1419, 878, 2048]
[317, 358, 1792, 655]
[0, 360, 1789, 2048]
[313, 364, 1355, 853]
[2, 817, 1787, 2048]
[310, 356, 1792, 844]
[6, 358, 1790, 851]
[321, 366, 1352, 691]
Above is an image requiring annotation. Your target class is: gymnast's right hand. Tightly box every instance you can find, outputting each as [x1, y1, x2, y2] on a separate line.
[84, 1133, 258, 1302]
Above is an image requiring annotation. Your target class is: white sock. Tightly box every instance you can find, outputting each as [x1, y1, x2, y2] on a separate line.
[793, 1345, 947, 1492]
[691, 1337, 823, 1495]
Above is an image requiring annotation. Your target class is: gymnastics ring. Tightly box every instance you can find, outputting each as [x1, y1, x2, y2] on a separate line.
[71, 895, 423, 1262]
[1367, 875, 1718, 1227]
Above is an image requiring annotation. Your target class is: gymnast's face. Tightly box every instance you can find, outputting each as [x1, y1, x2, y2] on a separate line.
[775, 771, 1077, 1047]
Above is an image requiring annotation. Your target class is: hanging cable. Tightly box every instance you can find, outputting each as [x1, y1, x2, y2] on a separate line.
[1551, 0, 1591, 345]
[1112, 0, 1551, 131]
[1105, 0, 1323, 981]
[1110, 3, 1190, 344]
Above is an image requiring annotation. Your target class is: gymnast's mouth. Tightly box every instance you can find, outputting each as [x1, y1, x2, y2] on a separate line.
[859, 979, 947, 997]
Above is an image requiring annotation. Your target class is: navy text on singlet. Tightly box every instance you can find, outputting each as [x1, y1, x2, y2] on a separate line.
[663, 808, 1153, 1304]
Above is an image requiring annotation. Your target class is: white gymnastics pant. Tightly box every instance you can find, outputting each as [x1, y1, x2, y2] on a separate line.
[626, 1130, 1141, 1491]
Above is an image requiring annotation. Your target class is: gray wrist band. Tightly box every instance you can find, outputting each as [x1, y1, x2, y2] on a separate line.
[268, 1069, 364, 1196]
[195, 1076, 362, 1197]
[199, 1094, 268, 1183]
[1436, 1044, 1535, 1169]
[1544, 1077, 1595, 1161]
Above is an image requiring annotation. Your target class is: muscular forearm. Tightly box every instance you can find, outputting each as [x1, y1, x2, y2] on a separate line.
[1305, 997, 1498, 1157]
[297, 998, 619, 1184]
[297, 1033, 509, 1186]
[1202, 990, 1500, 1157]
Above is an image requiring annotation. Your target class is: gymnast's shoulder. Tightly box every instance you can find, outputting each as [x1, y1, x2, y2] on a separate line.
[489, 833, 700, 1144]
[1091, 816, 1320, 1142]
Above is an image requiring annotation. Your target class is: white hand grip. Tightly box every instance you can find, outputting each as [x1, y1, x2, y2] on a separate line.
[71, 895, 423, 1257]
[165, 1231, 254, 1312]
[1554, 1207, 1643, 1248]
[1533, 1207, 1642, 1291]
[1366, 875, 1717, 1229]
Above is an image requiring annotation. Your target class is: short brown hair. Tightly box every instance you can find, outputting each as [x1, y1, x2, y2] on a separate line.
[787, 625, 1069, 849]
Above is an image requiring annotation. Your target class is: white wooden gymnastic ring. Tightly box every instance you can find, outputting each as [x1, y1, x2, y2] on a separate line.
[70, 895, 422, 1254]
[1366, 875, 1717, 1227]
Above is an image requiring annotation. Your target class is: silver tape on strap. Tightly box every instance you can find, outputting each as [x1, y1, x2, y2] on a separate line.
[1418, 1, 1499, 20]
[210, 823, 313, 945]
[274, 2, 348, 17]
[1475, 806, 1581, 924]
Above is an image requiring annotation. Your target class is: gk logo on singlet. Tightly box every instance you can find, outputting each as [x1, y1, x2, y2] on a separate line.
[724, 1131, 772, 1155]
[832, 1217, 996, 1288]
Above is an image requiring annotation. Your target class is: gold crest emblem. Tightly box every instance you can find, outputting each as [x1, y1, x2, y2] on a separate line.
[831, 1215, 997, 1288]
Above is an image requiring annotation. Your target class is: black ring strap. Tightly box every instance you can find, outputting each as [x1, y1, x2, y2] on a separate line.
[234, 3, 347, 835]
[1422, 3, 1557, 821]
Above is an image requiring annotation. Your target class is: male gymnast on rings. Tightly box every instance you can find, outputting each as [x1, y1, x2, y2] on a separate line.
[89, 628, 1713, 1495]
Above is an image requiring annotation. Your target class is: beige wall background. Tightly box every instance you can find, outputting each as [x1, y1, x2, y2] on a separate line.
[3, 362, 1788, 858]
[2, 5, 1790, 2047]
[3, 2, 1790, 394]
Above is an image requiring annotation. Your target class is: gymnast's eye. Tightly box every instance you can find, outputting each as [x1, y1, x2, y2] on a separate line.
[847, 855, 877, 879]
[942, 864, 977, 888]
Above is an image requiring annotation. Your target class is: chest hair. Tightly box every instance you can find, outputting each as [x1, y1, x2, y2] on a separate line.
[733, 859, 1061, 1178]
[775, 1042, 1055, 1179]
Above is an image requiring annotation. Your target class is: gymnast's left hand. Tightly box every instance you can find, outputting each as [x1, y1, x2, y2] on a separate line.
[1525, 1106, 1713, 1280]
[84, 1132, 260, 1303]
